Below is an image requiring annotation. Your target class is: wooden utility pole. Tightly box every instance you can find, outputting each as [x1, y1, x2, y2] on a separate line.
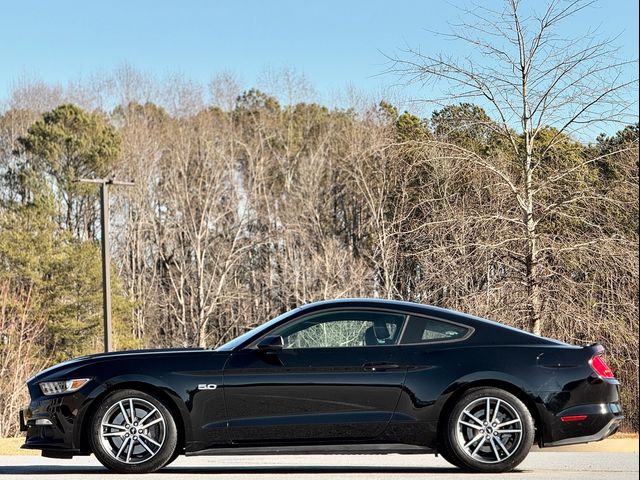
[78, 177, 134, 352]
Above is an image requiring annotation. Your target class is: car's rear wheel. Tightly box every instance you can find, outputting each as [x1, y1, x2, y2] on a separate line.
[443, 387, 534, 473]
[89, 389, 177, 473]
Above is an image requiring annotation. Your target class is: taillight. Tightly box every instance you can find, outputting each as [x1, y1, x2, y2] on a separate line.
[561, 415, 588, 422]
[590, 355, 615, 379]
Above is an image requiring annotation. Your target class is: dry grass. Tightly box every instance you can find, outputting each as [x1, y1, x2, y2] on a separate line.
[0, 437, 35, 455]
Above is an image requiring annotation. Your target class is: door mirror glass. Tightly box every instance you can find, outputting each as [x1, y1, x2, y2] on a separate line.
[257, 335, 284, 352]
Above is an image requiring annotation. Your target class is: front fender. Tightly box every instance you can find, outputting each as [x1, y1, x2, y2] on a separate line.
[72, 374, 193, 452]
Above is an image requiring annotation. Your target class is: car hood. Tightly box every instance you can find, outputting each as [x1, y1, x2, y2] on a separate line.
[28, 347, 209, 383]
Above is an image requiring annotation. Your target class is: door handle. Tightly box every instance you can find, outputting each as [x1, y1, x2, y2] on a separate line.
[362, 362, 402, 372]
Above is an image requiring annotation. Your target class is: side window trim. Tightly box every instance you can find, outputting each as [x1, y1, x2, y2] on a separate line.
[399, 314, 475, 345]
[248, 308, 408, 350]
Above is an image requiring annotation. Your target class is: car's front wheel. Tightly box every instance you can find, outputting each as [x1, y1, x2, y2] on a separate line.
[443, 387, 534, 473]
[89, 389, 177, 473]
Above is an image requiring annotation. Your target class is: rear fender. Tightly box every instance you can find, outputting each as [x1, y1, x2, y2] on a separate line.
[436, 371, 537, 420]
[434, 372, 543, 445]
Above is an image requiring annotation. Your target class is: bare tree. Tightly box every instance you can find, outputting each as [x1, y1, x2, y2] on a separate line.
[0, 281, 46, 437]
[111, 100, 171, 341]
[155, 108, 248, 347]
[391, 0, 638, 334]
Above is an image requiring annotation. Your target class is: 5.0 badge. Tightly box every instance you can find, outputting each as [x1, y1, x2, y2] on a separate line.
[197, 384, 218, 390]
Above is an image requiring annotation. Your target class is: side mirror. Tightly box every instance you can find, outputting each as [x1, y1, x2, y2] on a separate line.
[257, 335, 284, 352]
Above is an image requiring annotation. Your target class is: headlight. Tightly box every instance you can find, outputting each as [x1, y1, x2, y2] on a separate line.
[39, 378, 90, 396]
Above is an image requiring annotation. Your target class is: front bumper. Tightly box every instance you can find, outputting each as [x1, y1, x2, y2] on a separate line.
[20, 390, 91, 457]
[19, 409, 27, 432]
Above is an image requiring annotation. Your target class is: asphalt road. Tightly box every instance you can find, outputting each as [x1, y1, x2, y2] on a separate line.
[0, 452, 638, 479]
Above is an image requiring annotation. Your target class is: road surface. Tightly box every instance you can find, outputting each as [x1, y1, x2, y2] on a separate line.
[0, 452, 638, 479]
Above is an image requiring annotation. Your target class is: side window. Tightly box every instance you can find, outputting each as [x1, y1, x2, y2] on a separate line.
[272, 310, 405, 349]
[400, 315, 470, 344]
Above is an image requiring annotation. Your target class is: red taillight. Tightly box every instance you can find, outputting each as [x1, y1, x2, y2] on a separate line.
[561, 415, 588, 422]
[590, 355, 615, 379]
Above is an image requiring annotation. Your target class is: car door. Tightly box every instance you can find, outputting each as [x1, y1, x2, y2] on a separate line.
[222, 309, 408, 443]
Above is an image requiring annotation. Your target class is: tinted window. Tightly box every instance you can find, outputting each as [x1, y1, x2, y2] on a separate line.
[272, 310, 405, 349]
[400, 315, 469, 344]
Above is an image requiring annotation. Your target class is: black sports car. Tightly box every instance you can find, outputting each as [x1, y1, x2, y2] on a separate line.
[21, 299, 623, 473]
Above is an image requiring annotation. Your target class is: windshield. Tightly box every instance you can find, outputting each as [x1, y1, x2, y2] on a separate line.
[215, 307, 301, 351]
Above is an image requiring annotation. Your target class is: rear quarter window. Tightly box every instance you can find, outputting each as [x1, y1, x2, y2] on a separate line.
[400, 315, 471, 344]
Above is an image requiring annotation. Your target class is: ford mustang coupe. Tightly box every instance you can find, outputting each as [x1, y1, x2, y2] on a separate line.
[21, 299, 622, 473]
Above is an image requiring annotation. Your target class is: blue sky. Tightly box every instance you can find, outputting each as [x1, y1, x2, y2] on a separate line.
[1, 0, 638, 116]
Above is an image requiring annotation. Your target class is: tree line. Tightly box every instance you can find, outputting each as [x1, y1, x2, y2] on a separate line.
[0, 83, 636, 435]
[1, 0, 638, 436]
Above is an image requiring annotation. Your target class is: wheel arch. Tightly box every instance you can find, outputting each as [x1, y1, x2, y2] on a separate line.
[436, 379, 543, 447]
[77, 381, 188, 455]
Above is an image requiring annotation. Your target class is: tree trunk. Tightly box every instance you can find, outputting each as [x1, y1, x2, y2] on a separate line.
[525, 222, 542, 335]
[523, 139, 542, 335]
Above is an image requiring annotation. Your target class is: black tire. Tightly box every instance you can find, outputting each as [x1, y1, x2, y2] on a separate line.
[437, 444, 464, 469]
[162, 449, 181, 468]
[89, 389, 178, 474]
[442, 387, 534, 473]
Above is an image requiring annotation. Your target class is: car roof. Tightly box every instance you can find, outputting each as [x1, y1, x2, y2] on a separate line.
[294, 297, 486, 323]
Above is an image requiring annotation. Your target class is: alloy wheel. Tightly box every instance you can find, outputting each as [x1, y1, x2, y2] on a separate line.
[455, 396, 523, 464]
[99, 397, 166, 464]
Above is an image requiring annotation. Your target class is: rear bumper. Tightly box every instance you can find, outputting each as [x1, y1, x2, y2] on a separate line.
[540, 402, 623, 447]
[544, 415, 623, 447]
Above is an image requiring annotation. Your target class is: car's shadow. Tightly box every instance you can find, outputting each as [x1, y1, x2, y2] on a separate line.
[0, 464, 470, 475]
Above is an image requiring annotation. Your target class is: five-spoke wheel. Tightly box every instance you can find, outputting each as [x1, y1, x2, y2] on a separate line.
[442, 387, 534, 472]
[90, 389, 177, 473]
